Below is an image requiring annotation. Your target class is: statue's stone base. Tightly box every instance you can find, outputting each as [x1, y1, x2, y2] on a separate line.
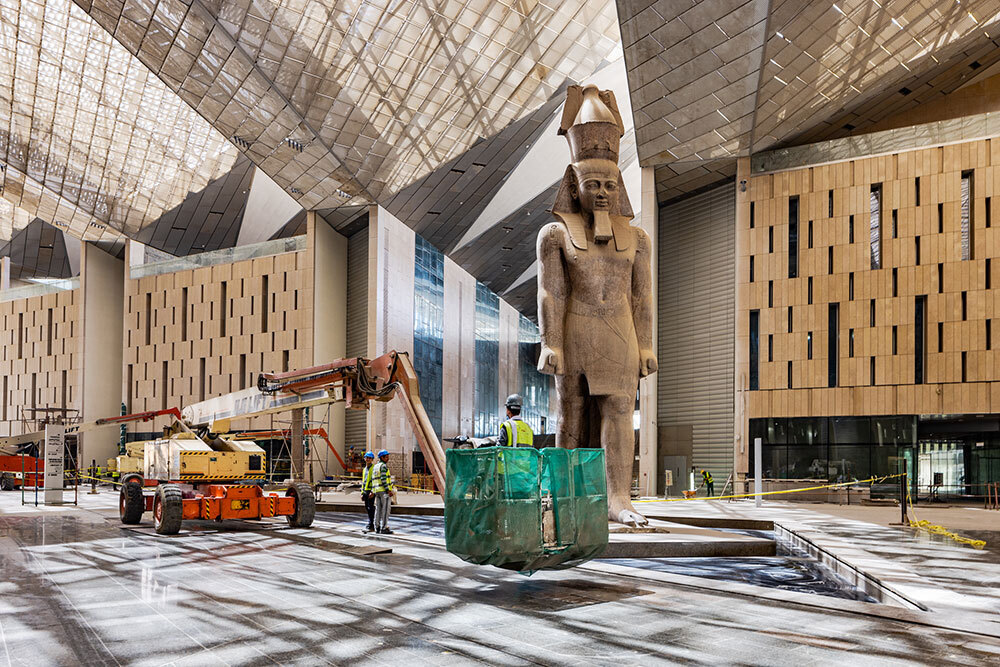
[601, 519, 775, 559]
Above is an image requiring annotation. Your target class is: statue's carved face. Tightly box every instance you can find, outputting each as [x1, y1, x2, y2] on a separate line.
[571, 160, 620, 214]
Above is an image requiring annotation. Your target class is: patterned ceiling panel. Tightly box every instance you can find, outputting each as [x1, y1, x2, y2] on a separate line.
[619, 0, 1000, 204]
[0, 217, 73, 279]
[0, 0, 240, 244]
[74, 0, 622, 217]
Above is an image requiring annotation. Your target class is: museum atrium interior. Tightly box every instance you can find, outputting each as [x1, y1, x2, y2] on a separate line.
[1, 0, 999, 663]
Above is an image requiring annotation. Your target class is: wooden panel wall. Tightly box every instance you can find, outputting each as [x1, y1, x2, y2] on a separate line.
[123, 251, 312, 431]
[743, 137, 1000, 418]
[0, 290, 80, 436]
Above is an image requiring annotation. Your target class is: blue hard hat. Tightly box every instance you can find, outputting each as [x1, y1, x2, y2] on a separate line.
[377, 449, 389, 458]
[364, 451, 374, 459]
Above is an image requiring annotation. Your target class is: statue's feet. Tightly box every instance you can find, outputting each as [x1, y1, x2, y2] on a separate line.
[608, 498, 648, 527]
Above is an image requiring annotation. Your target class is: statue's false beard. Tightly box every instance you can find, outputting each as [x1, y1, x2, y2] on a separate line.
[592, 210, 613, 242]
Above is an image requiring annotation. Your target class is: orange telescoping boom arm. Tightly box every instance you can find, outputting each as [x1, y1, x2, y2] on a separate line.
[182, 352, 447, 492]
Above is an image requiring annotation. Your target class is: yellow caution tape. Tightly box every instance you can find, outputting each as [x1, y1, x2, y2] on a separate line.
[636, 473, 905, 503]
[905, 484, 985, 550]
[908, 519, 986, 550]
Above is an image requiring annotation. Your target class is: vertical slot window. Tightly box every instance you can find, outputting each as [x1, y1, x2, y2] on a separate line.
[807, 331, 813, 360]
[808, 277, 813, 305]
[849, 214, 855, 243]
[870, 183, 882, 269]
[987, 196, 992, 228]
[788, 196, 799, 278]
[829, 304, 839, 387]
[915, 237, 921, 266]
[749, 310, 760, 391]
[144, 293, 151, 345]
[892, 209, 898, 238]
[962, 351, 968, 382]
[768, 334, 774, 362]
[938, 263, 944, 293]
[808, 220, 813, 248]
[915, 177, 921, 206]
[750, 256, 755, 283]
[988, 320, 993, 351]
[849, 272, 854, 301]
[181, 287, 188, 342]
[220, 281, 228, 337]
[769, 226, 774, 253]
[828, 246, 834, 275]
[787, 361, 793, 389]
[962, 291, 968, 320]
[788, 306, 794, 333]
[937, 203, 944, 233]
[892, 268, 898, 297]
[162, 360, 168, 410]
[892, 325, 898, 354]
[961, 170, 974, 260]
[199, 358, 206, 401]
[768, 280, 773, 307]
[915, 295, 927, 384]
[46, 308, 52, 356]
[750, 201, 755, 228]
[17, 312, 23, 359]
[870, 299, 876, 327]
[261, 275, 269, 333]
[987, 258, 992, 289]
[849, 329, 855, 358]
[828, 189, 834, 217]
[938, 322, 944, 353]
[240, 354, 247, 389]
[870, 357, 876, 386]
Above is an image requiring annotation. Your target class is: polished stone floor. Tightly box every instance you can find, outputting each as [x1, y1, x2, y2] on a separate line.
[1, 491, 999, 665]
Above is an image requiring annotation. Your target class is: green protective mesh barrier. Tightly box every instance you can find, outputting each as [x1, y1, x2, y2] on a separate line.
[444, 447, 608, 573]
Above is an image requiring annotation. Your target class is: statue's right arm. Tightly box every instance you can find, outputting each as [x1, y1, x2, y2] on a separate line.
[537, 223, 567, 375]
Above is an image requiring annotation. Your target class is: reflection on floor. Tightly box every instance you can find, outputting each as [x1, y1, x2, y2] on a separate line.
[0, 490, 998, 665]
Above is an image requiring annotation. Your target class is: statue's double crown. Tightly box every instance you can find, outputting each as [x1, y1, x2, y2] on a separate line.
[559, 84, 625, 164]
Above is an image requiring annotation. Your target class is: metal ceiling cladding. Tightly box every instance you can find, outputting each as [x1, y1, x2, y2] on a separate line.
[444, 446, 609, 574]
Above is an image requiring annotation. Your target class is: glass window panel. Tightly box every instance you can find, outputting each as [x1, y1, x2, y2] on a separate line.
[474, 281, 500, 438]
[413, 235, 444, 441]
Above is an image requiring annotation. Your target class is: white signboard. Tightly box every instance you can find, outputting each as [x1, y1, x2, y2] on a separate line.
[44, 425, 65, 504]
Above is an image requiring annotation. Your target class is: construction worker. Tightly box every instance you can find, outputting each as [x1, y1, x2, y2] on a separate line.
[360, 451, 376, 533]
[372, 449, 395, 534]
[701, 469, 715, 497]
[497, 394, 534, 447]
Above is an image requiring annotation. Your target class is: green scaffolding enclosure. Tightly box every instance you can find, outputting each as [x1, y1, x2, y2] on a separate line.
[444, 446, 609, 573]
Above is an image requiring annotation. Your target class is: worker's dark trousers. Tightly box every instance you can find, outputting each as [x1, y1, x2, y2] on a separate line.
[706, 482, 715, 497]
[363, 492, 375, 527]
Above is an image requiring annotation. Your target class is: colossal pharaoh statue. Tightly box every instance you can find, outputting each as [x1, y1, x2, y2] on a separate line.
[536, 85, 657, 526]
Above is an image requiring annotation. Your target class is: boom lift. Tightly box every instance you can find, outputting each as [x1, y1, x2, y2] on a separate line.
[118, 350, 446, 534]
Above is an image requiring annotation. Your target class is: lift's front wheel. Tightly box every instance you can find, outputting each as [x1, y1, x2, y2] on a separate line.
[119, 482, 145, 525]
[153, 484, 183, 535]
[286, 482, 315, 528]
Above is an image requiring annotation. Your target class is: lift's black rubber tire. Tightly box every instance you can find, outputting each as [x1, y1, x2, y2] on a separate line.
[153, 484, 183, 535]
[286, 482, 315, 528]
[0, 474, 14, 491]
[119, 482, 145, 525]
[121, 473, 144, 486]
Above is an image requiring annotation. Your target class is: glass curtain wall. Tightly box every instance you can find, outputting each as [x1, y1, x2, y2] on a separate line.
[474, 282, 500, 437]
[517, 314, 550, 434]
[413, 236, 444, 439]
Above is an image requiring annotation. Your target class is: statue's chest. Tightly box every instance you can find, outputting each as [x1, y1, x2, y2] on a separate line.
[564, 243, 634, 279]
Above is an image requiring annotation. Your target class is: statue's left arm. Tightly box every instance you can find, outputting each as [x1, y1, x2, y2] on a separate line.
[632, 227, 657, 376]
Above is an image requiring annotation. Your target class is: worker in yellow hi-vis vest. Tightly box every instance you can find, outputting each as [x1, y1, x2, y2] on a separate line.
[700, 469, 715, 497]
[497, 394, 534, 447]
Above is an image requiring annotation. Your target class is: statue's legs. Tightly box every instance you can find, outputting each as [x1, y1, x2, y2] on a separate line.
[596, 393, 648, 526]
[555, 375, 586, 449]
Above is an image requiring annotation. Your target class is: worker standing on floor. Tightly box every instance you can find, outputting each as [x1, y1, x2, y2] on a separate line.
[497, 394, 534, 447]
[372, 449, 395, 535]
[701, 469, 714, 497]
[361, 451, 376, 533]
